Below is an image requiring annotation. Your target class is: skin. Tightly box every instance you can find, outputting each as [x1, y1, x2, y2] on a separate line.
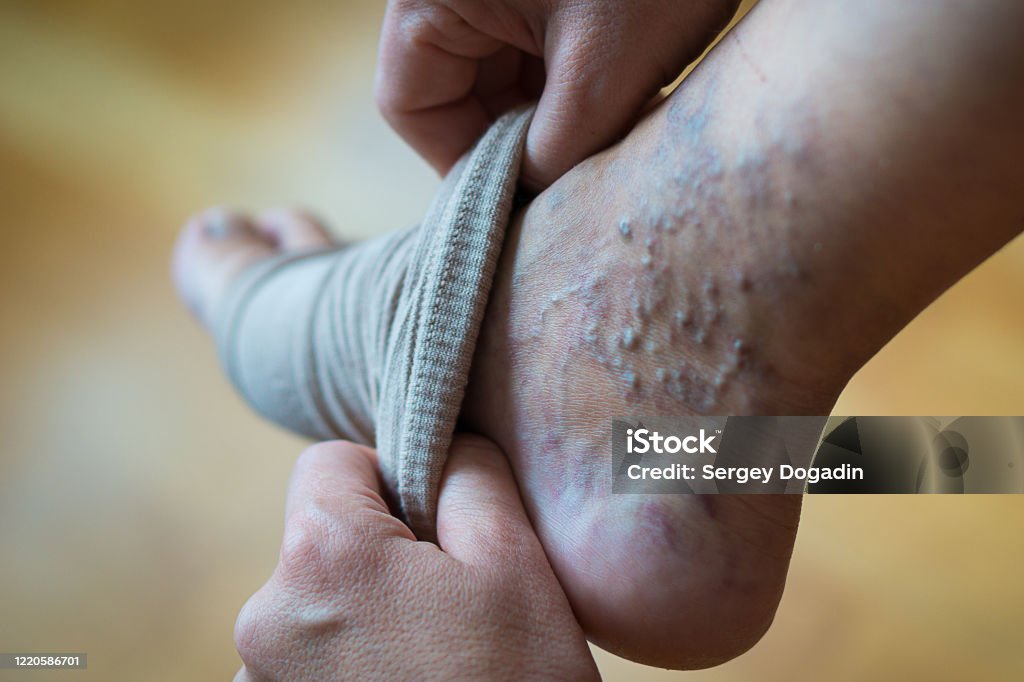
[233, 435, 598, 681]
[375, 0, 741, 190]
[463, 0, 1024, 664]
[174, 0, 1024, 670]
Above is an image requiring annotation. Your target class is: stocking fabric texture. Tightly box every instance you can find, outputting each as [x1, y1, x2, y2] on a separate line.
[214, 107, 533, 539]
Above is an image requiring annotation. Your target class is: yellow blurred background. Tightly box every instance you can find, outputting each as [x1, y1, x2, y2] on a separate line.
[1, 1, 1022, 679]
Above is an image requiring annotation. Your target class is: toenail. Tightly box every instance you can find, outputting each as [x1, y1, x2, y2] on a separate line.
[203, 212, 256, 240]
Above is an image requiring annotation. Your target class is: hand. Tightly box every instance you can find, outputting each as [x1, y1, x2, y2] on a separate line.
[375, 0, 740, 190]
[233, 435, 598, 681]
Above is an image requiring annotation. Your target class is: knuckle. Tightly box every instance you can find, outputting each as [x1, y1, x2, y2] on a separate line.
[396, 3, 447, 46]
[373, 82, 396, 117]
[279, 502, 385, 591]
[372, 60, 405, 117]
[278, 512, 331, 587]
[233, 594, 275, 675]
[376, 3, 448, 114]
[295, 441, 341, 469]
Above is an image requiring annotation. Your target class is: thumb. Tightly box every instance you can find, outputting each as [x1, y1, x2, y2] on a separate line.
[522, 2, 737, 190]
[435, 434, 542, 566]
[523, 43, 662, 190]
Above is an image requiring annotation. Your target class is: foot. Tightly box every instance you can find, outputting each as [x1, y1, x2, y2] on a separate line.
[171, 104, 840, 671]
[173, 151, 838, 671]
[171, 65, 843, 676]
[462, 36, 858, 672]
[175, 0, 1024, 669]
[462, 147, 839, 667]
[172, 207, 332, 331]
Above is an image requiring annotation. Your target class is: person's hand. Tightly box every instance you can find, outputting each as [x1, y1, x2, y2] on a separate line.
[233, 435, 598, 681]
[375, 0, 740, 191]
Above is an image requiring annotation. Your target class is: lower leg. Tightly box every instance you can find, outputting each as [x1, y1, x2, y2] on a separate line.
[463, 0, 1024, 665]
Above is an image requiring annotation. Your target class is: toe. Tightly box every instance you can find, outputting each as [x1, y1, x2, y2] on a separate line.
[172, 207, 278, 330]
[173, 207, 335, 332]
[257, 208, 333, 251]
[196, 207, 272, 244]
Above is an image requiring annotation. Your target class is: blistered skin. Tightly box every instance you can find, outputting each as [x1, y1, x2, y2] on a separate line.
[464, 93, 820, 665]
[513, 83, 816, 419]
[530, 202, 766, 415]
[462, 0, 1024, 669]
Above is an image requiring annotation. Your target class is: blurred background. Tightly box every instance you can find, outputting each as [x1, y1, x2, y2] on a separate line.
[1, 0, 1022, 679]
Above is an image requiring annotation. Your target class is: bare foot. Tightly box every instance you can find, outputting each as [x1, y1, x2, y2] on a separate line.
[172, 207, 332, 330]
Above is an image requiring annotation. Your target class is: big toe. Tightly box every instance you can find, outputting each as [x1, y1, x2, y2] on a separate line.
[172, 207, 332, 330]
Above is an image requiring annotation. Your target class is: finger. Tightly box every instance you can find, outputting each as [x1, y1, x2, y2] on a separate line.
[472, 47, 543, 118]
[375, 1, 504, 174]
[283, 441, 412, 543]
[435, 434, 546, 566]
[523, 45, 667, 190]
[384, 101, 491, 175]
[522, 2, 737, 190]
